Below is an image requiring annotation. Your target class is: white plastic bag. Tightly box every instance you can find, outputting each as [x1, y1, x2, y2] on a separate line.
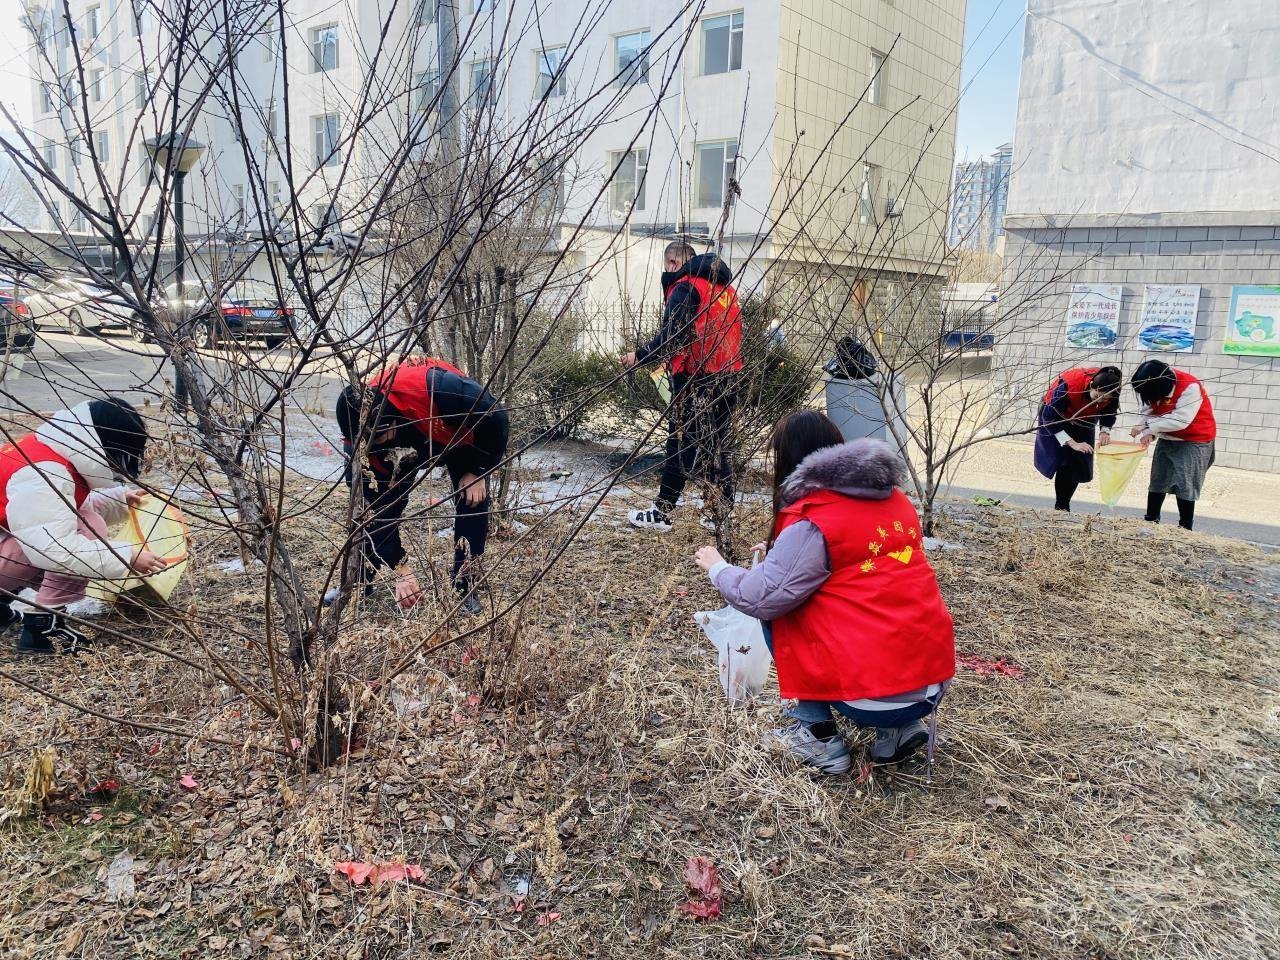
[694, 603, 771, 703]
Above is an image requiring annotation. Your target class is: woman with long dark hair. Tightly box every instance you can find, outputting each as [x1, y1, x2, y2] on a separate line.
[1033, 366, 1123, 511]
[694, 410, 956, 774]
[1129, 360, 1216, 530]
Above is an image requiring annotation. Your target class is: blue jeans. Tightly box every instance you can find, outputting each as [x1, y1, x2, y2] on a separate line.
[762, 622, 940, 729]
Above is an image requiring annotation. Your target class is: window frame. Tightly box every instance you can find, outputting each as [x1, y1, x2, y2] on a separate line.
[414, 0, 436, 26]
[869, 49, 886, 106]
[414, 71, 440, 110]
[614, 29, 650, 88]
[90, 68, 105, 104]
[42, 143, 57, 171]
[535, 46, 567, 99]
[94, 129, 109, 163]
[312, 113, 341, 168]
[700, 11, 744, 76]
[694, 138, 738, 209]
[860, 162, 880, 224]
[310, 23, 340, 73]
[608, 148, 648, 213]
[40, 84, 54, 114]
[468, 58, 494, 103]
[85, 5, 101, 40]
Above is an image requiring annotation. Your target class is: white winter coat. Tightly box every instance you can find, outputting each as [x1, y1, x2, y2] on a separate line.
[1, 401, 134, 579]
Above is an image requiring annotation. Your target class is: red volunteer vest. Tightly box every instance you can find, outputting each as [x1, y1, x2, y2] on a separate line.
[1148, 369, 1216, 443]
[1043, 367, 1111, 422]
[770, 489, 956, 702]
[0, 434, 90, 530]
[668, 276, 744, 376]
[369, 357, 474, 448]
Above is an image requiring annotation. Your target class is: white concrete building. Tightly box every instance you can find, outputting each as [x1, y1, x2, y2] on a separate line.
[997, 0, 1280, 472]
[21, 1, 965, 346]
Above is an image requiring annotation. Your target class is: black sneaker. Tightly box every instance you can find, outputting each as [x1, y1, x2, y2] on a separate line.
[17, 611, 92, 656]
[627, 506, 673, 532]
[0, 602, 20, 634]
[456, 590, 484, 617]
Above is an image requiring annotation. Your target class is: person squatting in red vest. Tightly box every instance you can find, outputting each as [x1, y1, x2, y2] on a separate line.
[1129, 360, 1217, 531]
[333, 357, 509, 617]
[694, 410, 956, 775]
[0, 398, 162, 655]
[620, 241, 743, 532]
[1032, 365, 1123, 512]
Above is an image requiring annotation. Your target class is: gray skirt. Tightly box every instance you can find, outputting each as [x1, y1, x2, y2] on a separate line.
[1149, 438, 1215, 500]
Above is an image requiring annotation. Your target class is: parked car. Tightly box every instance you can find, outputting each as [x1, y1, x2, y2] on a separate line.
[22, 276, 135, 334]
[199, 280, 294, 349]
[0, 277, 36, 352]
[127, 281, 205, 343]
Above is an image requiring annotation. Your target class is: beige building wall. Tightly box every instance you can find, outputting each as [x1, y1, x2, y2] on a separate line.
[771, 0, 965, 276]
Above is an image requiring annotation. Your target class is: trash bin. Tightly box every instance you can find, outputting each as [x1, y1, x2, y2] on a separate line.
[824, 373, 908, 447]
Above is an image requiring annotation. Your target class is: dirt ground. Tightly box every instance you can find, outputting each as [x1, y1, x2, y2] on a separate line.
[0, 465, 1276, 959]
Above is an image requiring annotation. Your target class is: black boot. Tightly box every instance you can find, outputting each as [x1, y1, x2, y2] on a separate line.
[17, 611, 91, 656]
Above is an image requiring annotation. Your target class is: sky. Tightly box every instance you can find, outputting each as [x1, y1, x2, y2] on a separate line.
[0, 0, 1026, 156]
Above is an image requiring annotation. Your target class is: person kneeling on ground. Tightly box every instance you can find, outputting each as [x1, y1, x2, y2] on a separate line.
[694, 410, 956, 775]
[0, 398, 162, 655]
[333, 356, 509, 617]
[1033, 365, 1122, 512]
[1129, 359, 1216, 531]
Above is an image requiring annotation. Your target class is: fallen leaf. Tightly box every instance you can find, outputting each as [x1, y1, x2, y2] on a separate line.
[178, 774, 199, 791]
[536, 911, 562, 926]
[983, 795, 1012, 813]
[678, 855, 722, 920]
[89, 778, 120, 796]
[85, 812, 104, 824]
[998, 931, 1023, 954]
[106, 852, 137, 902]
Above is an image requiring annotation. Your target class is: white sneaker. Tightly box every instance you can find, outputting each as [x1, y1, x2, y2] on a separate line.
[870, 719, 929, 764]
[627, 506, 672, 532]
[762, 720, 852, 775]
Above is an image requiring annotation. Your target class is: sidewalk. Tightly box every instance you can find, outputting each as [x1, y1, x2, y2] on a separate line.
[941, 437, 1280, 547]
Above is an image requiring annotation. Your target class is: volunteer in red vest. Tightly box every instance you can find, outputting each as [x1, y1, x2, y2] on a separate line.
[0, 398, 161, 655]
[1129, 360, 1216, 531]
[333, 357, 509, 616]
[621, 242, 743, 532]
[1033, 365, 1122, 511]
[694, 410, 955, 775]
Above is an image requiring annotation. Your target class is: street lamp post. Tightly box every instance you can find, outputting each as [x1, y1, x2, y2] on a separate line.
[145, 133, 206, 412]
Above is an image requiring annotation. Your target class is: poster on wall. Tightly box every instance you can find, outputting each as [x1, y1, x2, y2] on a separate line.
[1063, 284, 1122, 349]
[1224, 285, 1280, 357]
[1137, 284, 1199, 352]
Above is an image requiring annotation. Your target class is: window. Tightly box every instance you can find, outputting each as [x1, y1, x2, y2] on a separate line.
[860, 163, 880, 223]
[469, 59, 493, 103]
[869, 49, 886, 106]
[312, 113, 340, 167]
[69, 137, 82, 168]
[313, 201, 341, 235]
[414, 0, 435, 26]
[42, 144, 56, 170]
[90, 68, 105, 103]
[94, 130, 109, 163]
[86, 5, 101, 40]
[414, 71, 439, 110]
[71, 208, 86, 231]
[263, 26, 277, 61]
[695, 139, 737, 208]
[608, 148, 647, 212]
[311, 24, 339, 72]
[232, 184, 245, 222]
[701, 12, 743, 75]
[40, 85, 53, 114]
[134, 70, 152, 109]
[268, 180, 281, 213]
[132, 2, 152, 36]
[615, 30, 649, 87]
[536, 46, 566, 98]
[473, 0, 495, 12]
[266, 97, 279, 136]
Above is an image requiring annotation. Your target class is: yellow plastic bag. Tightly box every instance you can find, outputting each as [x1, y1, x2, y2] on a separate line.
[650, 367, 672, 407]
[1095, 442, 1146, 508]
[90, 496, 191, 603]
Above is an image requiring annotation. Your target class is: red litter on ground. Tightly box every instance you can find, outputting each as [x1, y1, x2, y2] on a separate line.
[678, 856, 722, 920]
[333, 861, 425, 886]
[957, 654, 1025, 679]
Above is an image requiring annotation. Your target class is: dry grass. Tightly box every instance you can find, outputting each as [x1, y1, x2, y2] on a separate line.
[0, 482, 1276, 959]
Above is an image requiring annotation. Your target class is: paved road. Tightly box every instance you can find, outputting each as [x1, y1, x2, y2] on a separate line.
[0, 329, 346, 418]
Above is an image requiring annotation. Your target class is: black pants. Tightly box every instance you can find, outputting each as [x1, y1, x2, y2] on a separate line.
[354, 450, 491, 590]
[656, 374, 738, 512]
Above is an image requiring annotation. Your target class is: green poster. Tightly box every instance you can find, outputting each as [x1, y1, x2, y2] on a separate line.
[1224, 285, 1280, 357]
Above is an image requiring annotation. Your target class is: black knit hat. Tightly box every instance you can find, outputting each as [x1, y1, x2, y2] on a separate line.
[1131, 359, 1176, 406]
[334, 386, 405, 445]
[88, 397, 148, 480]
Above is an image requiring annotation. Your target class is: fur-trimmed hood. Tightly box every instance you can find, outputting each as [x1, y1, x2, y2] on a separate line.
[780, 438, 904, 504]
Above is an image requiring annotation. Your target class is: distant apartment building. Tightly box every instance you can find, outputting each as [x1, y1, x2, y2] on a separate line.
[21, 1, 965, 339]
[947, 142, 1011, 251]
[996, 0, 1280, 473]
